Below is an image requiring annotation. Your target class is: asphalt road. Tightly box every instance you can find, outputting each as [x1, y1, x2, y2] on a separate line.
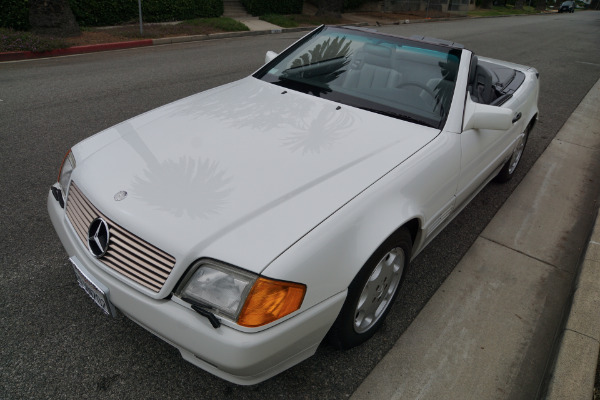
[2, 11, 599, 400]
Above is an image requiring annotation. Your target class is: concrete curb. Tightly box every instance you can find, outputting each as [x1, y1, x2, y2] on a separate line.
[544, 79, 600, 399]
[0, 39, 153, 62]
[544, 213, 600, 399]
[151, 26, 315, 46]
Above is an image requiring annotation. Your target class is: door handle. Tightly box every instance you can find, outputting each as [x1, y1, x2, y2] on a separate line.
[512, 112, 522, 124]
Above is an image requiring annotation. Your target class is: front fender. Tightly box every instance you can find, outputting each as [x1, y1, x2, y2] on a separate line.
[263, 130, 461, 311]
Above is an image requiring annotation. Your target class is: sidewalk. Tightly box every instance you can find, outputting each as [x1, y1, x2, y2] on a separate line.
[351, 79, 600, 399]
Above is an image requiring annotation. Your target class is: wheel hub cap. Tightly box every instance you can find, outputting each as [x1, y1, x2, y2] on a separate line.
[354, 248, 404, 334]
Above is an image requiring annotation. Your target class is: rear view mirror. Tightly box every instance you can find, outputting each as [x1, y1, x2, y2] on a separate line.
[265, 51, 278, 64]
[463, 95, 512, 131]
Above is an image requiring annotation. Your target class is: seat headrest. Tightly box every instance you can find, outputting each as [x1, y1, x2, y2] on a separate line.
[363, 43, 392, 58]
[359, 43, 393, 68]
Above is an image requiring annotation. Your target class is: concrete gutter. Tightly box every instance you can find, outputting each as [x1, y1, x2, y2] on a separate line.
[543, 80, 600, 400]
[0, 39, 153, 62]
[350, 79, 600, 399]
[545, 206, 600, 399]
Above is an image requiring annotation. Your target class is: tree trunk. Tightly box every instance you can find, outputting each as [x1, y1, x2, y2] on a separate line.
[29, 0, 80, 37]
[316, 0, 344, 17]
[514, 0, 525, 9]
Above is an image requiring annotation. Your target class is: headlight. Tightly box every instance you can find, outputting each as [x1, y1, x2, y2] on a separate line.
[58, 149, 76, 193]
[178, 261, 306, 327]
[179, 262, 256, 320]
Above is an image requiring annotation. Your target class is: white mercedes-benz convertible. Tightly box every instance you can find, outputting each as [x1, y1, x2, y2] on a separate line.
[48, 25, 539, 385]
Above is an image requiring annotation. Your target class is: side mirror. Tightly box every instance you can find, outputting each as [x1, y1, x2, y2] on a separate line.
[265, 51, 278, 64]
[463, 94, 512, 131]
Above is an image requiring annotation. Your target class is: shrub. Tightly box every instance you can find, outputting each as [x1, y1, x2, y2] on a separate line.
[141, 0, 223, 23]
[343, 0, 371, 10]
[0, 27, 67, 52]
[1, 0, 31, 30]
[1, 0, 224, 30]
[69, 0, 133, 27]
[241, 0, 303, 16]
[69, 0, 224, 27]
[304, 0, 370, 11]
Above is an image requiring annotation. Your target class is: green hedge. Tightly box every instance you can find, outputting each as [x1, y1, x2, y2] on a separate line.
[71, 0, 223, 27]
[241, 0, 303, 15]
[344, 0, 370, 10]
[143, 0, 223, 22]
[305, 0, 371, 11]
[0, 0, 30, 30]
[0, 0, 223, 30]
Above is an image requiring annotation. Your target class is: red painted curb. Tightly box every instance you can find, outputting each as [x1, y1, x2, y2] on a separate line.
[0, 39, 153, 62]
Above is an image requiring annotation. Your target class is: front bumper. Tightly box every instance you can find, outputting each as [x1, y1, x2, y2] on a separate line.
[48, 190, 345, 385]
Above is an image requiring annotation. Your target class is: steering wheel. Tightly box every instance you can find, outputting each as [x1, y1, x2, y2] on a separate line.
[396, 82, 436, 100]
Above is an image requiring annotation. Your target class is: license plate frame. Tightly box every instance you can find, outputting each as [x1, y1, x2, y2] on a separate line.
[70, 257, 116, 317]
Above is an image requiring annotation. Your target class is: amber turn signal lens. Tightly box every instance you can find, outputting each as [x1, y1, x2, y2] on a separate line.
[57, 149, 72, 183]
[237, 277, 306, 327]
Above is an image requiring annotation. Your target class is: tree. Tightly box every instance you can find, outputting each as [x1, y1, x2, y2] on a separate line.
[514, 0, 525, 9]
[479, 0, 494, 8]
[536, 0, 546, 10]
[316, 0, 344, 17]
[29, 0, 80, 37]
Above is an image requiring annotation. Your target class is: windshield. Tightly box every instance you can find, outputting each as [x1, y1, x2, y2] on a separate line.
[254, 26, 462, 129]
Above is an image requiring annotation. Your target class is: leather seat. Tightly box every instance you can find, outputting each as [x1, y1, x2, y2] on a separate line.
[468, 56, 496, 104]
[342, 44, 401, 90]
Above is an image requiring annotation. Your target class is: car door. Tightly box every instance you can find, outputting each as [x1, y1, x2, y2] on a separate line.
[455, 94, 522, 208]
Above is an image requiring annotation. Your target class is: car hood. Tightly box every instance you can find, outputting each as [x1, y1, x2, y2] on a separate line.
[72, 77, 438, 278]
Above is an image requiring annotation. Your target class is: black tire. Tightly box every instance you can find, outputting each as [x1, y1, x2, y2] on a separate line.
[327, 228, 412, 349]
[494, 124, 531, 183]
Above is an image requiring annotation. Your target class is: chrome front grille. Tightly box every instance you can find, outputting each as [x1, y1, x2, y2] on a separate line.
[65, 182, 176, 292]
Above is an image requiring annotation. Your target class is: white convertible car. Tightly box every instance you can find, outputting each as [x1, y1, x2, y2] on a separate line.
[48, 26, 539, 385]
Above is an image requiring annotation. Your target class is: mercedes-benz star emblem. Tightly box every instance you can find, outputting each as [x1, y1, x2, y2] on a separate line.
[87, 218, 110, 258]
[114, 191, 127, 201]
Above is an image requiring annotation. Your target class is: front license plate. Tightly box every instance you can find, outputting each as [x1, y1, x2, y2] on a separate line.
[70, 257, 116, 317]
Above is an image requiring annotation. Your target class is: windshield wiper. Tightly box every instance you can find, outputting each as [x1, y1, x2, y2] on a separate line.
[275, 76, 332, 97]
[358, 107, 435, 128]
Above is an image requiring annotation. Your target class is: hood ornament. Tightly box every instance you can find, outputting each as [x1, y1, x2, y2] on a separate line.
[114, 191, 128, 201]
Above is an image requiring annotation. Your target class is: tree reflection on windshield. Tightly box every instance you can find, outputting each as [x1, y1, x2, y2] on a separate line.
[290, 36, 351, 70]
[279, 36, 352, 95]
